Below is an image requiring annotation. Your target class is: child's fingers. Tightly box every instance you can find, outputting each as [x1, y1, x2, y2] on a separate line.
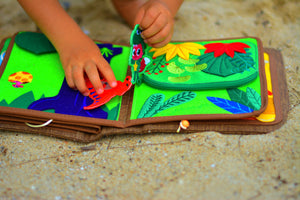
[145, 23, 173, 46]
[139, 6, 161, 30]
[84, 60, 104, 94]
[141, 14, 168, 39]
[148, 31, 173, 48]
[95, 57, 117, 88]
[72, 64, 90, 96]
[134, 7, 145, 27]
[64, 65, 76, 90]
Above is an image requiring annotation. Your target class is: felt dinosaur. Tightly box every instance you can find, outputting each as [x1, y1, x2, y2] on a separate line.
[84, 76, 132, 110]
[28, 79, 108, 119]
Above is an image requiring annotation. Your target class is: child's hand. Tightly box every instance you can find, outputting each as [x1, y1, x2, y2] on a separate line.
[134, 0, 174, 48]
[18, 0, 119, 96]
[58, 35, 117, 96]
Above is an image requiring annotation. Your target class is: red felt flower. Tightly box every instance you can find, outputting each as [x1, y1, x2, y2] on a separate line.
[204, 42, 250, 58]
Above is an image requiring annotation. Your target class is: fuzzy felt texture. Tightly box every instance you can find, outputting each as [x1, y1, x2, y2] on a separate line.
[15, 32, 56, 54]
[0, 32, 130, 120]
[129, 25, 263, 119]
[129, 25, 259, 91]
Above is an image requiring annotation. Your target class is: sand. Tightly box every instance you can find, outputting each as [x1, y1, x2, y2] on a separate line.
[0, 0, 299, 199]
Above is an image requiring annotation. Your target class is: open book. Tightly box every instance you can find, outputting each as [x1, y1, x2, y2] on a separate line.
[0, 25, 289, 142]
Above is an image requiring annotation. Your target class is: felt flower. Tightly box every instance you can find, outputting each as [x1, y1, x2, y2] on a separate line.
[204, 42, 250, 58]
[149, 43, 205, 61]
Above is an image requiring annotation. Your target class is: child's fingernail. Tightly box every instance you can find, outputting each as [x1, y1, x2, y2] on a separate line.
[83, 92, 90, 96]
[97, 89, 104, 94]
[111, 81, 117, 87]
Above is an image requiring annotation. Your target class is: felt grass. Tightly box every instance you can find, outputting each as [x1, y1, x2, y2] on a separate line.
[0, 35, 130, 121]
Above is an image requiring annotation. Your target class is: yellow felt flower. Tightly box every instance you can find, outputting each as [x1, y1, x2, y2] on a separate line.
[149, 43, 205, 61]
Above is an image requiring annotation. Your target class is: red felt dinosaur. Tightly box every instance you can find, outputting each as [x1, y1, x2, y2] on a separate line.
[84, 76, 132, 110]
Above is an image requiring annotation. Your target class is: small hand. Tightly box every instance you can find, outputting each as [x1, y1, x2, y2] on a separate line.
[134, 0, 174, 48]
[58, 35, 117, 96]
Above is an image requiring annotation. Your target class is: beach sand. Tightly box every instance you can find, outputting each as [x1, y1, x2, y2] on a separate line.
[0, 0, 299, 199]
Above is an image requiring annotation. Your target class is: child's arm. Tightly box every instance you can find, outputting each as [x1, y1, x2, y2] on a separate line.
[18, 0, 117, 96]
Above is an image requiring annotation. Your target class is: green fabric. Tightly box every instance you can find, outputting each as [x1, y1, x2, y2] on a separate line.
[0, 42, 64, 105]
[137, 91, 196, 118]
[129, 25, 259, 91]
[128, 25, 263, 119]
[1, 31, 264, 121]
[15, 32, 57, 54]
[0, 33, 130, 121]
[129, 25, 147, 85]
[140, 39, 258, 90]
[130, 74, 262, 119]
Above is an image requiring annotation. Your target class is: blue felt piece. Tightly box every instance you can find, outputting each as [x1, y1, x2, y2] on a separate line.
[0, 51, 5, 66]
[207, 96, 254, 114]
[28, 79, 108, 119]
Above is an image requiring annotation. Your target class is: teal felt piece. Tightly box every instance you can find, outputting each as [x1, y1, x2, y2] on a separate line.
[15, 32, 56, 54]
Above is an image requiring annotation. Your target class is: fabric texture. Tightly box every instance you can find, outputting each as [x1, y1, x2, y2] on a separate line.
[0, 31, 288, 142]
[129, 25, 266, 120]
[0, 32, 131, 121]
[129, 25, 260, 91]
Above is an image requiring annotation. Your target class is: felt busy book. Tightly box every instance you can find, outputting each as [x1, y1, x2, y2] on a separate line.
[0, 25, 289, 142]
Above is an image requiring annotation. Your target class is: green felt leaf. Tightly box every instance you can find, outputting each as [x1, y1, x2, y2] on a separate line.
[185, 63, 207, 72]
[137, 92, 196, 118]
[229, 50, 255, 73]
[199, 53, 236, 77]
[137, 93, 165, 118]
[227, 88, 256, 110]
[178, 57, 199, 66]
[15, 32, 56, 55]
[167, 62, 185, 74]
[154, 91, 196, 115]
[147, 56, 166, 73]
[246, 87, 261, 110]
[168, 75, 191, 83]
[102, 104, 120, 120]
[199, 50, 255, 77]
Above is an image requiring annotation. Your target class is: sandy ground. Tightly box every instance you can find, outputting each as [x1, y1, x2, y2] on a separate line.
[0, 0, 299, 199]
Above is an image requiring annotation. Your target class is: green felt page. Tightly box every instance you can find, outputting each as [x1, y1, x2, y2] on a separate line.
[129, 25, 263, 120]
[0, 41, 65, 105]
[0, 32, 130, 121]
[130, 75, 262, 119]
